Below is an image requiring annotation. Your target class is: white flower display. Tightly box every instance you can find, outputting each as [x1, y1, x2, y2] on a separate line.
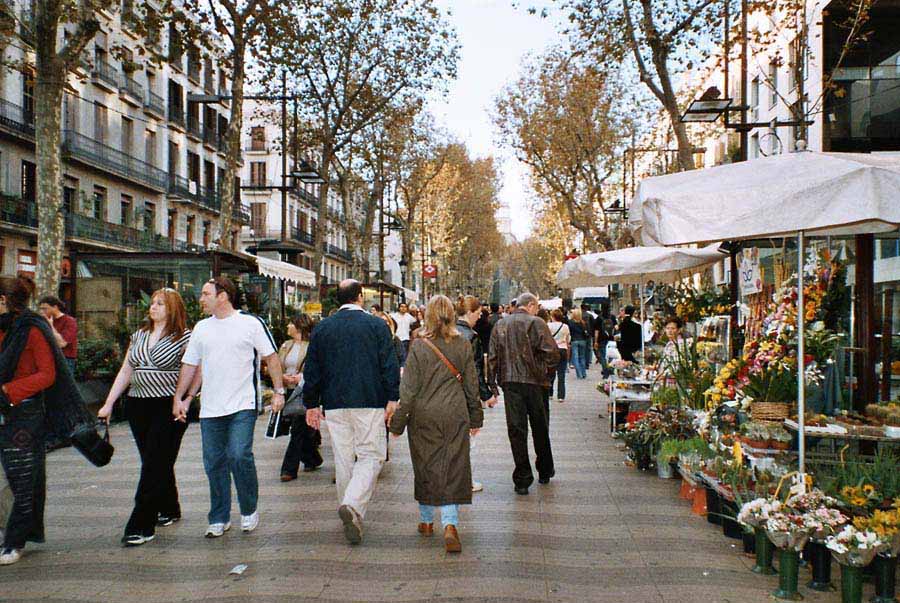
[826, 525, 884, 567]
[738, 497, 782, 529]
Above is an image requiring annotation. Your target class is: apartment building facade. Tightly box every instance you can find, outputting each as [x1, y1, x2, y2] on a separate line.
[0, 0, 247, 303]
[239, 109, 353, 288]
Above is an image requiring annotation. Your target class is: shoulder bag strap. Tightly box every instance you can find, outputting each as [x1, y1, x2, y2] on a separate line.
[552, 324, 563, 337]
[420, 338, 463, 383]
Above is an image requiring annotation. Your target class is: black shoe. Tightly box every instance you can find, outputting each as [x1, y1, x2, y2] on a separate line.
[515, 486, 529, 496]
[122, 534, 155, 547]
[302, 464, 322, 473]
[157, 515, 180, 527]
[538, 476, 551, 484]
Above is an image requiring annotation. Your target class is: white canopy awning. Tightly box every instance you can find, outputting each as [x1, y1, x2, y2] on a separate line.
[635, 152, 900, 246]
[573, 286, 610, 299]
[556, 244, 726, 289]
[540, 297, 563, 310]
[401, 287, 419, 303]
[253, 254, 316, 287]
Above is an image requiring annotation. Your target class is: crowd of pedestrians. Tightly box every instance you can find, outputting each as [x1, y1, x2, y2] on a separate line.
[0, 273, 649, 565]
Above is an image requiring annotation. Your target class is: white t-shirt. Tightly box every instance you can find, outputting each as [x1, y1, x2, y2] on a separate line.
[547, 321, 570, 349]
[391, 312, 417, 341]
[182, 311, 277, 418]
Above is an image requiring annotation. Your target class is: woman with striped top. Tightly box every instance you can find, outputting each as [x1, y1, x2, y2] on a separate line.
[98, 288, 191, 546]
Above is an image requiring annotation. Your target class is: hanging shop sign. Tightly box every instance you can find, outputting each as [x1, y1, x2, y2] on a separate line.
[739, 248, 762, 296]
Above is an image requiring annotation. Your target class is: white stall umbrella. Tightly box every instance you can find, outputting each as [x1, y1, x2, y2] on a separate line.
[556, 244, 727, 360]
[634, 151, 900, 473]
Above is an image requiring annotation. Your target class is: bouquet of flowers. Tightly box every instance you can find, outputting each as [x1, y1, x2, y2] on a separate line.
[766, 510, 815, 551]
[826, 525, 883, 566]
[738, 497, 782, 529]
[853, 506, 900, 557]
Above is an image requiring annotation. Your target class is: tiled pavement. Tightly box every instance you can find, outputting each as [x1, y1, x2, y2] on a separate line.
[1, 362, 846, 602]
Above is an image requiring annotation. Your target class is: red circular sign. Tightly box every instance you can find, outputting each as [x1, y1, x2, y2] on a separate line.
[423, 264, 438, 279]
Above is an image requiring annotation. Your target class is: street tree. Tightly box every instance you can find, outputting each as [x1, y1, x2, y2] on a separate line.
[493, 47, 626, 252]
[560, 0, 723, 172]
[262, 0, 459, 297]
[0, 0, 145, 296]
[190, 0, 283, 249]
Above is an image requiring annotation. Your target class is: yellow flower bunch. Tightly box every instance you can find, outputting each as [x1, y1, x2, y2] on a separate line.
[840, 484, 881, 509]
[853, 508, 900, 539]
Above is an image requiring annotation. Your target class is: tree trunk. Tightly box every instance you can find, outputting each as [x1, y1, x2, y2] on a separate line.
[218, 43, 245, 249]
[337, 172, 359, 278]
[359, 187, 377, 280]
[647, 41, 695, 172]
[34, 58, 66, 298]
[401, 203, 415, 280]
[311, 140, 333, 300]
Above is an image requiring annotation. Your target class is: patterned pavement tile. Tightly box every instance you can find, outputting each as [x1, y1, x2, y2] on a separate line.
[0, 361, 846, 602]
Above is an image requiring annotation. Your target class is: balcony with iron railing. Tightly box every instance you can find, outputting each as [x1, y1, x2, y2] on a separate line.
[167, 175, 220, 212]
[0, 195, 37, 228]
[295, 186, 319, 208]
[233, 202, 250, 223]
[290, 226, 315, 247]
[62, 130, 167, 192]
[143, 90, 166, 118]
[0, 97, 35, 140]
[168, 104, 186, 129]
[187, 59, 201, 83]
[119, 74, 143, 105]
[66, 211, 172, 251]
[186, 114, 202, 140]
[92, 59, 120, 91]
[326, 243, 352, 262]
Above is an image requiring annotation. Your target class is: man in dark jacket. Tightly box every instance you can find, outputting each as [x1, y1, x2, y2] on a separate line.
[303, 279, 401, 545]
[618, 305, 643, 363]
[488, 292, 560, 495]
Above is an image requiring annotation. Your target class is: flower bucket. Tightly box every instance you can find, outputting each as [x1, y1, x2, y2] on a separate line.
[742, 530, 756, 555]
[657, 460, 674, 479]
[773, 548, 803, 600]
[806, 540, 834, 592]
[679, 479, 693, 500]
[721, 500, 743, 540]
[840, 564, 864, 603]
[752, 527, 776, 575]
[872, 554, 898, 603]
[691, 487, 707, 516]
[705, 486, 722, 525]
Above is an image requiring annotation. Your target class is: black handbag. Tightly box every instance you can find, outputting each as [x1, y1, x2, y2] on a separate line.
[70, 420, 114, 467]
[282, 388, 306, 418]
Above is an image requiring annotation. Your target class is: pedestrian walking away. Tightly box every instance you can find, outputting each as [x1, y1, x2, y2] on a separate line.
[302, 279, 400, 545]
[390, 295, 484, 553]
[455, 295, 498, 494]
[98, 288, 191, 546]
[0, 276, 95, 566]
[488, 292, 559, 495]
[278, 314, 323, 481]
[547, 309, 570, 403]
[173, 277, 285, 539]
[568, 308, 590, 380]
[617, 305, 643, 363]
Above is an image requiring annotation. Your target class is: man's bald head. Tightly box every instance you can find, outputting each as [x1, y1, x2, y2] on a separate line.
[337, 279, 364, 305]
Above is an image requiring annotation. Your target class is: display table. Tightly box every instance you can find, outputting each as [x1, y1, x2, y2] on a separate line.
[608, 376, 653, 433]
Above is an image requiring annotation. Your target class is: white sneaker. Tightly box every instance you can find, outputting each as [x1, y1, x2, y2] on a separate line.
[205, 522, 231, 538]
[0, 548, 22, 565]
[241, 510, 259, 533]
[122, 534, 155, 547]
[472, 481, 484, 493]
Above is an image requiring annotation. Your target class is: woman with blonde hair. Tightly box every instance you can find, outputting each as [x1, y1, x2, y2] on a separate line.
[568, 308, 590, 380]
[389, 295, 483, 553]
[98, 288, 192, 546]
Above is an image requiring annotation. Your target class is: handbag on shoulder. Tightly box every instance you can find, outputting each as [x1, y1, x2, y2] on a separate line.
[70, 420, 114, 467]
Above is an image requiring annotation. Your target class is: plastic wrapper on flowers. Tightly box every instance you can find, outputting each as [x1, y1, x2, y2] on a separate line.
[826, 525, 883, 567]
[738, 497, 782, 529]
[853, 507, 900, 557]
[766, 511, 813, 552]
[786, 489, 847, 541]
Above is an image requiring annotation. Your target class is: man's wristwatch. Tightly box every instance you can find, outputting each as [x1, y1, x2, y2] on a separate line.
[274, 387, 286, 395]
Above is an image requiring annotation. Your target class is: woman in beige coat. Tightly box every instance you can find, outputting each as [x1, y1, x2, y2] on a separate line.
[389, 295, 483, 553]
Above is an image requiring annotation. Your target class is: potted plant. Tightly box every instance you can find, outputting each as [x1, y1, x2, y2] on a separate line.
[826, 525, 883, 603]
[767, 509, 815, 600]
[656, 439, 681, 479]
[739, 421, 771, 450]
[768, 426, 793, 451]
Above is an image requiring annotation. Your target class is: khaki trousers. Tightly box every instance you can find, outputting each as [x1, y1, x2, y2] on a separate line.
[325, 408, 386, 519]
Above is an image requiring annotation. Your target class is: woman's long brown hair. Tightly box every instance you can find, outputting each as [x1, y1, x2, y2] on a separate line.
[141, 288, 188, 338]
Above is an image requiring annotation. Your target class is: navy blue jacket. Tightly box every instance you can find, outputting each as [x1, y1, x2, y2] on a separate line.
[302, 308, 401, 410]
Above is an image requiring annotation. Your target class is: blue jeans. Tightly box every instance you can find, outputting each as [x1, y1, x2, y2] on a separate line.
[571, 340, 589, 379]
[549, 354, 567, 400]
[419, 503, 459, 527]
[200, 410, 258, 524]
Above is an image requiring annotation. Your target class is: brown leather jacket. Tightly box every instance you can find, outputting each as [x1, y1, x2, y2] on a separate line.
[488, 309, 560, 388]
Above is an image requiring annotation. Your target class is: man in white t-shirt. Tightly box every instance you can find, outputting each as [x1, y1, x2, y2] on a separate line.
[173, 277, 285, 539]
[390, 302, 417, 363]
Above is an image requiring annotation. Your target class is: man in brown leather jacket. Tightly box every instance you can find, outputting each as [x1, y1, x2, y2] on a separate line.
[488, 292, 560, 495]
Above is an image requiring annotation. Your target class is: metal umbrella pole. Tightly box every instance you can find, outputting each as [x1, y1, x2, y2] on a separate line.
[640, 275, 645, 363]
[797, 230, 807, 475]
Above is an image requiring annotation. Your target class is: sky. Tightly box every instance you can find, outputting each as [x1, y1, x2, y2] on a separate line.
[429, 0, 564, 241]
